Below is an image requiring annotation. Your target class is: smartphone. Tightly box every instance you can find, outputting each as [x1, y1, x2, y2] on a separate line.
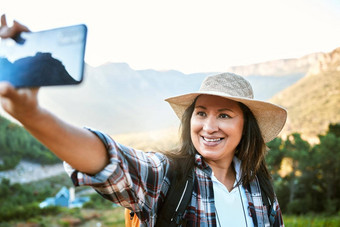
[0, 24, 87, 87]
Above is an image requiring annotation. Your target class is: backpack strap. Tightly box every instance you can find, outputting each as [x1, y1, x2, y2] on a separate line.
[260, 185, 275, 226]
[126, 209, 140, 227]
[155, 159, 195, 227]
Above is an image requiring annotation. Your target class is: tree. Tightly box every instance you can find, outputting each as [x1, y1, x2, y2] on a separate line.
[266, 137, 284, 181]
[282, 133, 310, 206]
[327, 123, 340, 138]
[313, 130, 340, 213]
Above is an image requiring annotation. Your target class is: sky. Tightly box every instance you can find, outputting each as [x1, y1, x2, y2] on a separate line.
[1, 0, 340, 74]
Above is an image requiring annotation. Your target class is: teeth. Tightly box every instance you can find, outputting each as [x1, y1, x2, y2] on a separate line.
[204, 137, 221, 142]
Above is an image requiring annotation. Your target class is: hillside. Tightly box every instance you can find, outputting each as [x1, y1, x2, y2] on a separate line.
[0, 114, 60, 171]
[271, 47, 340, 138]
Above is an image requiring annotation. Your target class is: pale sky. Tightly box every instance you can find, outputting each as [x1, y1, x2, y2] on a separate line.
[1, 0, 340, 74]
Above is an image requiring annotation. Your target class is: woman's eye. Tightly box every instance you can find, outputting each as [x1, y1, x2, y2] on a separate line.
[197, 111, 206, 117]
[219, 113, 230, 119]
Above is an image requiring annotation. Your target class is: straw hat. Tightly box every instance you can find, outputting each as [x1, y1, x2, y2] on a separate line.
[165, 72, 287, 143]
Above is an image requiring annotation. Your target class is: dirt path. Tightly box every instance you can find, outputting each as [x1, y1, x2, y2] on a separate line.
[0, 161, 65, 183]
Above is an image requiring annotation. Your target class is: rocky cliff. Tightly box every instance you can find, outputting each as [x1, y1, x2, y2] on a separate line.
[306, 47, 340, 76]
[227, 52, 323, 76]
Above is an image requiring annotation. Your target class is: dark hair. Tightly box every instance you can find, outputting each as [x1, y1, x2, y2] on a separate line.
[166, 97, 274, 203]
[237, 102, 274, 203]
[165, 100, 196, 180]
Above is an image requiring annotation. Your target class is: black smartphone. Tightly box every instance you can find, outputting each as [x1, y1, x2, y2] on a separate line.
[0, 24, 87, 87]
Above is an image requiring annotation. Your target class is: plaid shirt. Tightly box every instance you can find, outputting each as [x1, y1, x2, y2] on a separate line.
[65, 129, 284, 226]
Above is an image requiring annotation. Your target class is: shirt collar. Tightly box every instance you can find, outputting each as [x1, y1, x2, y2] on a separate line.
[194, 153, 212, 175]
[195, 153, 242, 180]
[233, 156, 242, 182]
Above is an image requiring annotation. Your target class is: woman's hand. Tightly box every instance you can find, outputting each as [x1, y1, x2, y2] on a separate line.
[0, 14, 29, 38]
[0, 14, 39, 124]
[0, 15, 108, 175]
[0, 82, 40, 124]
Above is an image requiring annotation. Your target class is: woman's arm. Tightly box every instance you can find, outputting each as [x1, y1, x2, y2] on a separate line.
[0, 15, 108, 175]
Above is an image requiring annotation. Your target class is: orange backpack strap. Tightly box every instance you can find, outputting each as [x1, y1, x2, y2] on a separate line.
[125, 208, 140, 227]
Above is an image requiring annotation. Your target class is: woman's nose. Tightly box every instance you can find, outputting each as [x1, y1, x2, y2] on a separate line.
[203, 116, 218, 133]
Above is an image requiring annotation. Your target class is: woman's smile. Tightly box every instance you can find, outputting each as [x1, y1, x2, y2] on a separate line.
[201, 136, 224, 146]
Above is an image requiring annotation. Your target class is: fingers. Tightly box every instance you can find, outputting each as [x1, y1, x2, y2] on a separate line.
[0, 82, 39, 100]
[1, 14, 7, 27]
[13, 20, 30, 33]
[0, 82, 16, 99]
[0, 14, 30, 38]
[0, 14, 10, 38]
[0, 82, 40, 118]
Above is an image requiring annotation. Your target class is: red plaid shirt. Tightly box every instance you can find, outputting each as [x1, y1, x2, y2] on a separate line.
[65, 129, 284, 226]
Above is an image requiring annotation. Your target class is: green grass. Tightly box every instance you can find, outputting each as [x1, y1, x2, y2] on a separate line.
[3, 206, 340, 227]
[0, 207, 125, 227]
[284, 215, 340, 227]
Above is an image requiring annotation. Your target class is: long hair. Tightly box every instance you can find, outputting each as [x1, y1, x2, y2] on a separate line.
[237, 102, 274, 203]
[165, 100, 196, 180]
[166, 97, 274, 203]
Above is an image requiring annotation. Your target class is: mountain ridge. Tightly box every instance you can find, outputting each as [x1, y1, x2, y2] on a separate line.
[1, 49, 337, 137]
[226, 52, 323, 76]
[38, 63, 304, 135]
[271, 47, 340, 139]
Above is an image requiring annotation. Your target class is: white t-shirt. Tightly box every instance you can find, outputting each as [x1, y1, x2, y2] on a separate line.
[212, 157, 254, 227]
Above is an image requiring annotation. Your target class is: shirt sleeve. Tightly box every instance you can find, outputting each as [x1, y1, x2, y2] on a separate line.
[64, 128, 171, 220]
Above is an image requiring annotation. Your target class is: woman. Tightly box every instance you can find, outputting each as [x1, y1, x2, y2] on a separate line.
[0, 17, 286, 226]
[163, 74, 286, 226]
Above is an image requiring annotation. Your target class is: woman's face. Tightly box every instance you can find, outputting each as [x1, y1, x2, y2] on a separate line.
[190, 95, 244, 163]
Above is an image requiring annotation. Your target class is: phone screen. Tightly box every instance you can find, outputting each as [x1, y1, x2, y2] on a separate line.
[0, 24, 87, 87]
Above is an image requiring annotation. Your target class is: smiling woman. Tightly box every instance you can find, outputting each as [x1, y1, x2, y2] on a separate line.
[0, 18, 288, 226]
[164, 72, 287, 226]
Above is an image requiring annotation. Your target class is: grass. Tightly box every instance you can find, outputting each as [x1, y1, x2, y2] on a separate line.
[283, 214, 340, 227]
[1, 207, 126, 227]
[6, 207, 340, 227]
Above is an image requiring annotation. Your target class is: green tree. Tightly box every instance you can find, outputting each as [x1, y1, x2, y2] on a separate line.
[313, 131, 340, 213]
[327, 123, 340, 138]
[282, 133, 310, 208]
[266, 137, 284, 181]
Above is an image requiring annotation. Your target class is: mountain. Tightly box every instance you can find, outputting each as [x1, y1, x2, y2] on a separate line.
[38, 65, 210, 135]
[271, 47, 340, 138]
[23, 51, 324, 136]
[227, 52, 322, 76]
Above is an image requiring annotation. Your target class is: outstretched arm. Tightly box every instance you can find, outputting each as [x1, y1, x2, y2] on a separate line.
[0, 15, 109, 175]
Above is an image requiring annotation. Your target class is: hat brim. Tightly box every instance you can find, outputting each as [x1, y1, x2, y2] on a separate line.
[165, 91, 287, 143]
